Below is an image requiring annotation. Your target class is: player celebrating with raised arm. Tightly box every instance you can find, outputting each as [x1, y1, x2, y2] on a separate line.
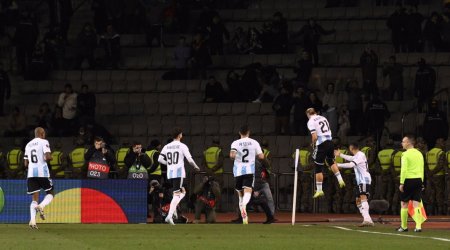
[335, 142, 374, 227]
[306, 108, 345, 198]
[24, 127, 54, 229]
[158, 127, 200, 225]
[230, 125, 268, 224]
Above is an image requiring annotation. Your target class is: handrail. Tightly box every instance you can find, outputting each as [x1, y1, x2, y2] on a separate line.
[401, 87, 449, 137]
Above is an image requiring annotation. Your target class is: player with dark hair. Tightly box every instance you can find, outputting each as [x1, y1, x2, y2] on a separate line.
[306, 108, 345, 198]
[158, 127, 200, 225]
[24, 127, 54, 229]
[335, 142, 374, 227]
[230, 125, 268, 224]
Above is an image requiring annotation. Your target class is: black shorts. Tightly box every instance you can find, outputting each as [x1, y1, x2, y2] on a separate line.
[27, 177, 54, 194]
[235, 174, 254, 191]
[312, 140, 335, 172]
[355, 183, 371, 198]
[400, 178, 422, 202]
[168, 177, 184, 193]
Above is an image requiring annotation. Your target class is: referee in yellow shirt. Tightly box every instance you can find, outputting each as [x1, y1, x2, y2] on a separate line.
[397, 135, 425, 233]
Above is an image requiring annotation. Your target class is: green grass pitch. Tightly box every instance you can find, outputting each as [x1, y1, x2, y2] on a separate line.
[0, 223, 448, 250]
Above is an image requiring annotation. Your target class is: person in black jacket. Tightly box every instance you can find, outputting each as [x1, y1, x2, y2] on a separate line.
[207, 15, 229, 55]
[364, 94, 390, 149]
[273, 84, 294, 135]
[74, 23, 97, 69]
[84, 136, 116, 179]
[124, 141, 151, 176]
[387, 6, 408, 53]
[415, 58, 436, 112]
[99, 24, 120, 68]
[0, 62, 11, 116]
[423, 100, 449, 149]
[14, 11, 39, 74]
[360, 45, 379, 100]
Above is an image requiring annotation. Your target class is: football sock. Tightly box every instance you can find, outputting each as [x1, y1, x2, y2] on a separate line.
[400, 208, 408, 229]
[30, 201, 37, 223]
[316, 182, 323, 192]
[413, 207, 424, 229]
[361, 200, 373, 222]
[39, 194, 53, 208]
[167, 194, 182, 220]
[334, 172, 344, 183]
[357, 204, 363, 214]
[242, 192, 251, 207]
[179, 192, 186, 200]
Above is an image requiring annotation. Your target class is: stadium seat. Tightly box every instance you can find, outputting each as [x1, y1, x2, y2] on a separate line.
[126, 81, 142, 92]
[187, 92, 203, 103]
[159, 103, 174, 115]
[82, 70, 97, 81]
[112, 81, 127, 92]
[171, 80, 186, 92]
[174, 103, 188, 115]
[185, 80, 202, 92]
[217, 103, 232, 115]
[219, 116, 234, 135]
[204, 119, 219, 135]
[187, 103, 203, 115]
[190, 116, 205, 135]
[97, 70, 111, 81]
[111, 70, 127, 81]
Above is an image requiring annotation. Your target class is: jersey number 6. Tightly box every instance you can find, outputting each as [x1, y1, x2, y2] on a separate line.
[31, 149, 38, 163]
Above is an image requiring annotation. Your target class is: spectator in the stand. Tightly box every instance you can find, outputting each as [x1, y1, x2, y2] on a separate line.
[387, 6, 407, 53]
[228, 26, 249, 54]
[190, 33, 211, 79]
[173, 36, 192, 80]
[196, 5, 218, 33]
[364, 94, 390, 147]
[207, 15, 229, 55]
[28, 43, 49, 80]
[440, 14, 450, 51]
[383, 55, 404, 101]
[77, 84, 96, 125]
[226, 70, 243, 102]
[423, 12, 442, 52]
[272, 84, 294, 135]
[59, 0, 73, 42]
[57, 84, 78, 135]
[99, 24, 121, 68]
[246, 28, 263, 54]
[253, 66, 281, 103]
[346, 79, 364, 135]
[322, 82, 339, 135]
[74, 23, 97, 69]
[360, 45, 379, 100]
[423, 99, 449, 149]
[204, 76, 225, 103]
[51, 106, 65, 136]
[4, 106, 27, 137]
[307, 91, 323, 114]
[292, 86, 310, 135]
[405, 5, 424, 52]
[415, 58, 436, 112]
[293, 18, 335, 66]
[0, 62, 11, 116]
[241, 63, 262, 101]
[294, 51, 313, 89]
[14, 11, 38, 74]
[270, 12, 288, 53]
[92, 0, 108, 33]
[34, 102, 52, 130]
[337, 105, 350, 142]
[43, 29, 65, 70]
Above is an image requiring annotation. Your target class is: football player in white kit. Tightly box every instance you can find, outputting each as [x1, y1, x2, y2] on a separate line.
[230, 125, 268, 224]
[335, 142, 374, 227]
[306, 108, 345, 199]
[158, 127, 200, 225]
[24, 127, 54, 229]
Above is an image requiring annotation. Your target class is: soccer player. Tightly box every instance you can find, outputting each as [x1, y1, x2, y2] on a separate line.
[335, 142, 374, 227]
[158, 128, 200, 225]
[397, 135, 426, 232]
[230, 125, 268, 224]
[306, 108, 345, 198]
[24, 127, 54, 229]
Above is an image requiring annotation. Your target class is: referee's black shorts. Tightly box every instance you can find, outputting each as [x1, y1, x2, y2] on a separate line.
[400, 178, 422, 202]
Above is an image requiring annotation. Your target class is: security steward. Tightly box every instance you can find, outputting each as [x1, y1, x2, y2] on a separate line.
[202, 137, 224, 185]
[116, 141, 130, 179]
[374, 140, 395, 210]
[69, 138, 87, 178]
[49, 141, 67, 178]
[425, 138, 446, 215]
[125, 142, 151, 179]
[146, 139, 163, 183]
[391, 143, 404, 215]
[6, 140, 24, 179]
[297, 145, 314, 213]
[361, 137, 376, 197]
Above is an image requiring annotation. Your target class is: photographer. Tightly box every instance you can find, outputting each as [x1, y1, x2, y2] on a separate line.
[193, 175, 221, 224]
[149, 180, 188, 224]
[84, 137, 115, 179]
[124, 142, 151, 179]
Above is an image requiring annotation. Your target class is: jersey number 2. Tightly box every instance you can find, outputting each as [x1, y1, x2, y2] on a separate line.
[30, 149, 38, 163]
[319, 120, 330, 133]
[167, 152, 179, 165]
[242, 149, 249, 163]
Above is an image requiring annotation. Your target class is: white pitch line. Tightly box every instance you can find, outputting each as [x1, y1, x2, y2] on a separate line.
[332, 226, 450, 243]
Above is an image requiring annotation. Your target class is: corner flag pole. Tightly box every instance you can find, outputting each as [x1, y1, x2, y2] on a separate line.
[292, 149, 299, 226]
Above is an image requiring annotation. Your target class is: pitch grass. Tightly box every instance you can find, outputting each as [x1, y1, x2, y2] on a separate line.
[0, 223, 448, 250]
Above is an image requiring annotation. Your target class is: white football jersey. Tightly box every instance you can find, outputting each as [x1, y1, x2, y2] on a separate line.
[231, 137, 263, 177]
[339, 151, 372, 185]
[160, 140, 192, 179]
[307, 114, 333, 145]
[24, 138, 51, 178]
